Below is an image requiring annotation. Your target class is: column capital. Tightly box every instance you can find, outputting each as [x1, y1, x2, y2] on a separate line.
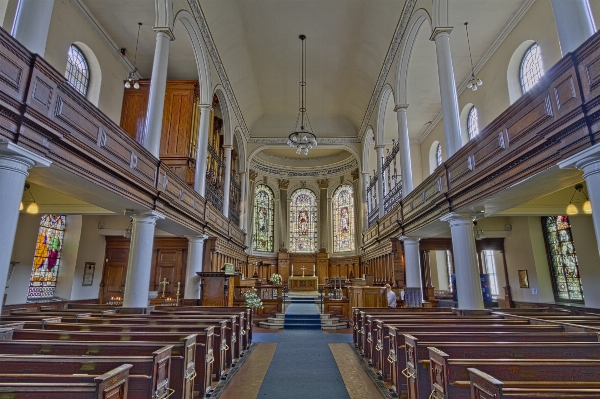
[223, 145, 233, 151]
[558, 142, 600, 177]
[198, 104, 213, 111]
[400, 236, 421, 243]
[351, 168, 360, 182]
[249, 169, 258, 181]
[440, 212, 475, 226]
[185, 234, 209, 243]
[394, 104, 409, 112]
[317, 178, 329, 189]
[238, 170, 246, 176]
[153, 27, 175, 40]
[0, 141, 51, 168]
[124, 209, 165, 222]
[278, 179, 290, 189]
[430, 26, 453, 41]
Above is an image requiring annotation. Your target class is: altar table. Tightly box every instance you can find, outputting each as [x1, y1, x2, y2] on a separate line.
[288, 276, 318, 291]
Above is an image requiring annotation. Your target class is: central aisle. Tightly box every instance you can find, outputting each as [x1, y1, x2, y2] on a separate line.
[219, 301, 386, 399]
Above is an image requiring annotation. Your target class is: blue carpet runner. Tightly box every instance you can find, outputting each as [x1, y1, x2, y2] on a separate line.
[253, 330, 353, 398]
[284, 297, 321, 330]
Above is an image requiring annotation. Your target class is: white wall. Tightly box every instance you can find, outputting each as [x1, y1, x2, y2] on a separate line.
[569, 215, 600, 308]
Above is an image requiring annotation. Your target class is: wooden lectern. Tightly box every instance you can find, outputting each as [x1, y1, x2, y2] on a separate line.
[197, 272, 238, 306]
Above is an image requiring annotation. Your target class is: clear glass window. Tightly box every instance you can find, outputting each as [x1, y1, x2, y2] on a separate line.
[436, 144, 442, 167]
[65, 45, 90, 96]
[520, 43, 544, 94]
[467, 106, 479, 140]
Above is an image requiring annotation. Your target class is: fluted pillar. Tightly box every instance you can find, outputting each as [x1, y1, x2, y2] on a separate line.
[318, 178, 329, 251]
[0, 142, 50, 305]
[551, 0, 596, 56]
[431, 27, 462, 158]
[376, 146, 385, 218]
[184, 235, 208, 299]
[222, 145, 233, 218]
[11, 0, 55, 56]
[122, 211, 165, 308]
[394, 104, 413, 196]
[194, 105, 212, 196]
[441, 213, 484, 310]
[144, 28, 173, 157]
[401, 236, 423, 307]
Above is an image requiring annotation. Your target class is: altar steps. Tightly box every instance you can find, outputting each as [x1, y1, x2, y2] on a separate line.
[258, 313, 348, 330]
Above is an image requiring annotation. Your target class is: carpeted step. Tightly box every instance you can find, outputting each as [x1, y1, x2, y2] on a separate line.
[283, 323, 322, 330]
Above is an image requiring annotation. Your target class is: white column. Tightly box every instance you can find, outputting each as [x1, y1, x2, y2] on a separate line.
[194, 105, 211, 196]
[239, 171, 247, 230]
[551, 0, 595, 56]
[11, 0, 55, 56]
[352, 172, 362, 251]
[361, 172, 369, 231]
[441, 212, 484, 310]
[401, 236, 423, 307]
[431, 28, 462, 158]
[0, 142, 50, 305]
[222, 146, 232, 218]
[246, 170, 257, 248]
[122, 211, 165, 308]
[143, 29, 172, 158]
[184, 235, 208, 299]
[394, 104, 413, 196]
[376, 145, 385, 218]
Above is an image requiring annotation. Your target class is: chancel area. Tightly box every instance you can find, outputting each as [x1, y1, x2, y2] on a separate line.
[4, 0, 600, 398]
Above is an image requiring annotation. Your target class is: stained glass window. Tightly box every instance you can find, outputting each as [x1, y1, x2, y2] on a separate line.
[436, 144, 442, 166]
[520, 43, 544, 94]
[253, 184, 274, 252]
[289, 188, 317, 252]
[65, 45, 90, 96]
[333, 185, 355, 252]
[467, 106, 479, 140]
[27, 214, 66, 301]
[541, 216, 584, 301]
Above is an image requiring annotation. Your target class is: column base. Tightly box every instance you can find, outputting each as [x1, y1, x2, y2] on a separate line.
[404, 287, 422, 308]
[452, 308, 492, 316]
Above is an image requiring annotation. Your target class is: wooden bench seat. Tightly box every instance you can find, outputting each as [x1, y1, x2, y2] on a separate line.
[404, 336, 600, 399]
[468, 368, 600, 399]
[0, 337, 196, 399]
[0, 346, 172, 399]
[429, 349, 600, 399]
[4, 325, 215, 397]
[0, 364, 132, 399]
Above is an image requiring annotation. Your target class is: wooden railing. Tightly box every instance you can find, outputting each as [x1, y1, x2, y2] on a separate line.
[362, 30, 600, 251]
[0, 28, 245, 249]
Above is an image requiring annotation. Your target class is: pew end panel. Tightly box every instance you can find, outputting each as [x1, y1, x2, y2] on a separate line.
[468, 368, 503, 399]
[95, 363, 132, 399]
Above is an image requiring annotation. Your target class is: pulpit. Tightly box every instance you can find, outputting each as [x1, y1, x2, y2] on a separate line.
[197, 272, 238, 306]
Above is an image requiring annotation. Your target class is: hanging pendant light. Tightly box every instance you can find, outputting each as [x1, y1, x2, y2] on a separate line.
[566, 183, 592, 215]
[288, 34, 317, 155]
[21, 183, 38, 214]
[124, 22, 142, 89]
[464, 22, 482, 91]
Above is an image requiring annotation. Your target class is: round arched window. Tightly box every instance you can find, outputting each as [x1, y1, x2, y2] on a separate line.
[436, 144, 442, 167]
[520, 43, 544, 94]
[65, 45, 90, 96]
[467, 106, 479, 140]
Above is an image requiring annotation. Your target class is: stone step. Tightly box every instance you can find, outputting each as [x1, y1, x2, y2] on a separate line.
[258, 321, 284, 329]
[321, 321, 349, 330]
[266, 317, 285, 324]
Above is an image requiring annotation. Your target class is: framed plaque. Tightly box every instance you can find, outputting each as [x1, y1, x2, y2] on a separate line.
[82, 262, 95, 286]
[223, 263, 235, 275]
[518, 270, 529, 288]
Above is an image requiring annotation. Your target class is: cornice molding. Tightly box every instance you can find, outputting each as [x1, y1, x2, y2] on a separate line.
[418, 0, 536, 144]
[248, 137, 361, 144]
[69, 0, 141, 78]
[250, 157, 358, 179]
[187, 0, 250, 141]
[257, 150, 349, 164]
[356, 0, 418, 142]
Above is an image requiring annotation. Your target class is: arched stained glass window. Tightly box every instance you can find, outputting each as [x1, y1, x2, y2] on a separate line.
[289, 188, 317, 252]
[65, 45, 90, 96]
[333, 185, 355, 252]
[27, 214, 66, 301]
[253, 184, 274, 252]
[541, 216, 584, 301]
[436, 144, 442, 166]
[467, 106, 479, 140]
[520, 43, 544, 94]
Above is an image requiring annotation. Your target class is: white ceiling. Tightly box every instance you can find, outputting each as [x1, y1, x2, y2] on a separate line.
[82, 0, 527, 146]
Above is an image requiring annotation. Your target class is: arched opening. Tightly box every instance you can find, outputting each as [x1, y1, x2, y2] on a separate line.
[507, 40, 536, 104]
[429, 141, 442, 174]
[459, 103, 474, 145]
[69, 42, 101, 106]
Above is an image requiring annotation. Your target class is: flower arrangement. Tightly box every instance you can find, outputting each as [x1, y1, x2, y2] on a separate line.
[270, 273, 282, 285]
[243, 288, 263, 310]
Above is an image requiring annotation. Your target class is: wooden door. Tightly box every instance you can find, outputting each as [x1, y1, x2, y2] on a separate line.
[152, 248, 186, 299]
[99, 245, 129, 304]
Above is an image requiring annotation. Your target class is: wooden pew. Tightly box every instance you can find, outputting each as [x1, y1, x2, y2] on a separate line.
[468, 368, 600, 399]
[0, 336, 196, 399]
[429, 348, 600, 399]
[0, 346, 172, 399]
[385, 324, 566, 396]
[0, 364, 132, 399]
[1, 327, 214, 394]
[404, 335, 600, 399]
